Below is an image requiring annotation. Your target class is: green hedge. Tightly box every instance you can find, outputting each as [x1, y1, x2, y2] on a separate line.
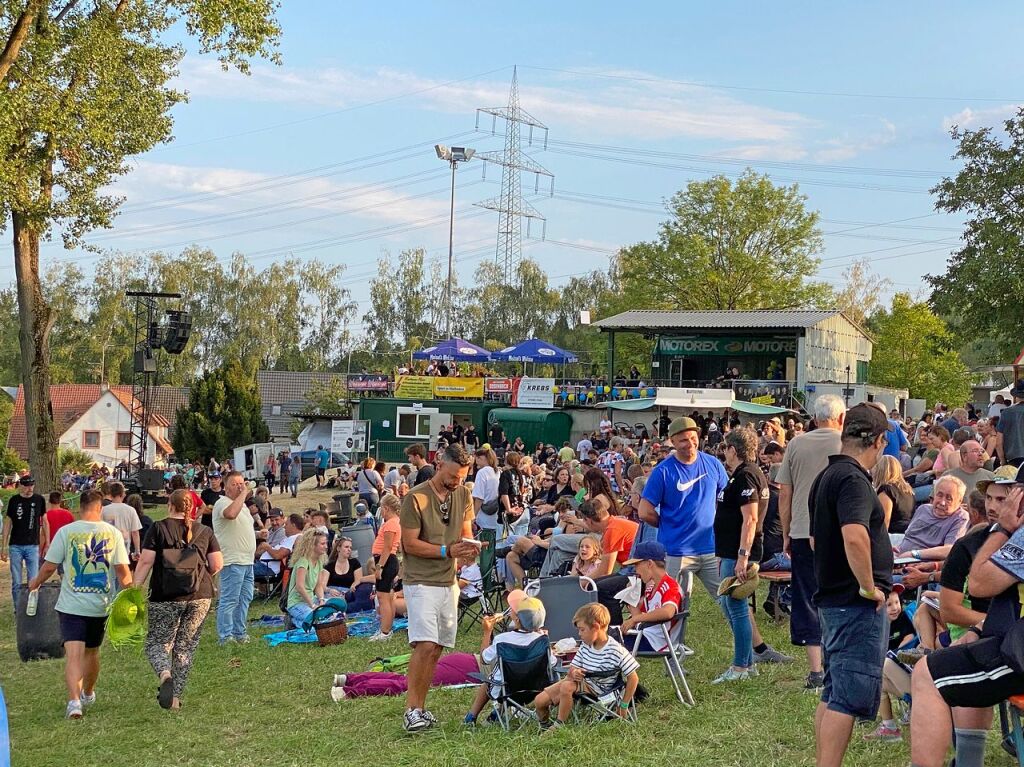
[0, 488, 80, 509]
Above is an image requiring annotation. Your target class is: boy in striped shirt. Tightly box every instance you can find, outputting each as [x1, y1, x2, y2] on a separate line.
[534, 603, 639, 730]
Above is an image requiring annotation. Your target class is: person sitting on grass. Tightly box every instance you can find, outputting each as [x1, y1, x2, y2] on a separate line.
[534, 603, 639, 732]
[463, 595, 555, 725]
[285, 528, 329, 627]
[324, 535, 374, 611]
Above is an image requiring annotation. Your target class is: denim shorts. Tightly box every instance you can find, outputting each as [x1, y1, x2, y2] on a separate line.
[819, 604, 888, 719]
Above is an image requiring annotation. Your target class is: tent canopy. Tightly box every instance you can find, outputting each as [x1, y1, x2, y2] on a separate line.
[730, 400, 799, 416]
[491, 338, 578, 364]
[412, 338, 491, 362]
[606, 398, 657, 411]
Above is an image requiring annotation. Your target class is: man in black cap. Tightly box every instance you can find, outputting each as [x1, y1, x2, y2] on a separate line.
[997, 380, 1024, 468]
[1, 475, 49, 609]
[809, 403, 893, 767]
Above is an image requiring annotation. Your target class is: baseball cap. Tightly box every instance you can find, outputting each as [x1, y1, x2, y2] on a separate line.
[623, 540, 668, 566]
[209, 471, 222, 478]
[268, 507, 284, 518]
[978, 464, 1024, 493]
[18, 475, 35, 485]
[842, 403, 889, 441]
[667, 416, 699, 438]
[514, 596, 547, 631]
[354, 502, 369, 515]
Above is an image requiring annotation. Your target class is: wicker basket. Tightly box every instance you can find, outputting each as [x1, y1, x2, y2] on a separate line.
[314, 617, 349, 646]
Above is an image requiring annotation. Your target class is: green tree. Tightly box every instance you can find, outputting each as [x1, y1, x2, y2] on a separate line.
[173, 360, 270, 461]
[1, 1, 280, 491]
[300, 376, 350, 417]
[833, 258, 892, 328]
[867, 293, 972, 407]
[617, 171, 826, 311]
[929, 109, 1024, 361]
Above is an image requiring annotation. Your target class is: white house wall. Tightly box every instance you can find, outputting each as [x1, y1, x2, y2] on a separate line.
[803, 315, 873, 385]
[59, 391, 158, 466]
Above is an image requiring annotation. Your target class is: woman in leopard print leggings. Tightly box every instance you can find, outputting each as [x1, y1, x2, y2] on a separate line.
[133, 490, 223, 709]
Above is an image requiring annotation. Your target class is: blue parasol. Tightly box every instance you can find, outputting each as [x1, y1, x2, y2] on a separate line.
[412, 338, 492, 362]
[490, 338, 578, 364]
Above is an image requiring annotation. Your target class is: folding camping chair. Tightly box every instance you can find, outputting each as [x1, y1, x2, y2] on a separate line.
[469, 635, 555, 731]
[459, 529, 502, 627]
[623, 571, 695, 706]
[525, 576, 597, 644]
[571, 669, 637, 724]
[254, 564, 284, 604]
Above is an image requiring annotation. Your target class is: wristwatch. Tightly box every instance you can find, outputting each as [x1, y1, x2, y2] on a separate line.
[737, 548, 749, 557]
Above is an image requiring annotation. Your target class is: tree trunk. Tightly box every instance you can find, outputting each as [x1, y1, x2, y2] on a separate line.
[13, 210, 59, 492]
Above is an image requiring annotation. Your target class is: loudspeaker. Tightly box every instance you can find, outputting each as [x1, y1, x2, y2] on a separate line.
[163, 310, 192, 355]
[134, 348, 156, 373]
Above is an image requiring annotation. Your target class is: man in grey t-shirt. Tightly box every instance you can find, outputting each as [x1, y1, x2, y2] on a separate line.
[944, 440, 994, 497]
[777, 394, 844, 690]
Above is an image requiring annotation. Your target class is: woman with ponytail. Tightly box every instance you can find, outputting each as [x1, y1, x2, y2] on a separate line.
[133, 488, 223, 710]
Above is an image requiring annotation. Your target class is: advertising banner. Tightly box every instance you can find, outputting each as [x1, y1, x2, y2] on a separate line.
[485, 378, 514, 394]
[394, 375, 434, 399]
[346, 374, 390, 391]
[513, 377, 555, 409]
[657, 336, 797, 356]
[432, 377, 484, 398]
[732, 380, 792, 407]
[330, 420, 369, 452]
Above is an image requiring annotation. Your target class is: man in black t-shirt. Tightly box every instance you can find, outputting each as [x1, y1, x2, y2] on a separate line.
[809, 403, 892, 767]
[2, 475, 48, 607]
[200, 472, 225, 528]
[911, 468, 1024, 767]
[462, 424, 479, 450]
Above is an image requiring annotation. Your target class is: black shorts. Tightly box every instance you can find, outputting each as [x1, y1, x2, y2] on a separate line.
[374, 554, 400, 593]
[316, 467, 326, 478]
[58, 611, 107, 649]
[526, 545, 548, 569]
[928, 636, 1024, 708]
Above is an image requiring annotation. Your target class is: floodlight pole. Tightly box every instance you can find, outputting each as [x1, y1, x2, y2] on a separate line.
[446, 156, 457, 338]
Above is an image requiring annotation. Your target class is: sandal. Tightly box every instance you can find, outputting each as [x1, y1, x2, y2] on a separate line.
[158, 676, 174, 709]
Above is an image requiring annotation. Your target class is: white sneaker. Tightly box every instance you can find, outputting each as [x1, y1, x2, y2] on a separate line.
[80, 691, 96, 706]
[330, 687, 346, 703]
[332, 674, 348, 688]
[368, 630, 393, 642]
[65, 700, 83, 719]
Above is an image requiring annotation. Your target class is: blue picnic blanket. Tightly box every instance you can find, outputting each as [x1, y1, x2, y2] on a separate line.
[262, 611, 408, 647]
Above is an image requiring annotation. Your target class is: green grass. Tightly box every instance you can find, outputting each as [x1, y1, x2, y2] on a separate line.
[0, 575, 1011, 766]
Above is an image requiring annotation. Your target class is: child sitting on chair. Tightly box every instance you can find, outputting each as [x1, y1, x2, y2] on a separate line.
[570, 534, 603, 579]
[463, 594, 555, 725]
[534, 603, 639, 731]
[458, 557, 483, 600]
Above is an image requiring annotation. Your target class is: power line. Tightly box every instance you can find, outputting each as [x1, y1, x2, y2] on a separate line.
[518, 64, 1024, 103]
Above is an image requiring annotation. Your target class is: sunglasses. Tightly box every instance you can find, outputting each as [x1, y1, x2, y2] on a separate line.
[439, 496, 451, 525]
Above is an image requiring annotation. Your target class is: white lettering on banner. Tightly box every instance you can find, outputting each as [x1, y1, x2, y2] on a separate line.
[658, 337, 797, 355]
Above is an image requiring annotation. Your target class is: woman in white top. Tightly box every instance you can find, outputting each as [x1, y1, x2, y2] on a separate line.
[471, 448, 500, 531]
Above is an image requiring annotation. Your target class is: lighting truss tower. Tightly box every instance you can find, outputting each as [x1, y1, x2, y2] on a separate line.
[475, 67, 554, 284]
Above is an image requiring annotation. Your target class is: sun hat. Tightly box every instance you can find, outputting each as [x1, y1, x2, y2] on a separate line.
[515, 596, 547, 631]
[667, 417, 699, 438]
[717, 563, 761, 600]
[106, 587, 148, 649]
[977, 464, 1024, 493]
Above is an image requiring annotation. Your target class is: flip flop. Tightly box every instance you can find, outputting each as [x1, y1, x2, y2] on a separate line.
[158, 677, 173, 709]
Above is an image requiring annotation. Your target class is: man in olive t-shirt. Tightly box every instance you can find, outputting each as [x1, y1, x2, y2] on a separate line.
[399, 444, 478, 733]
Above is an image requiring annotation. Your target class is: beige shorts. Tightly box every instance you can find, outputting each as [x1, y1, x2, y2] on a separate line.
[404, 583, 460, 648]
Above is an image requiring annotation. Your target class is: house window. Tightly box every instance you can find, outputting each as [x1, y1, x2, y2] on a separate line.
[272, 405, 282, 416]
[83, 431, 100, 449]
[396, 409, 434, 439]
[116, 432, 132, 449]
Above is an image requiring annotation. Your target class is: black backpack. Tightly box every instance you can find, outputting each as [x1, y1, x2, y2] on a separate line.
[159, 521, 206, 599]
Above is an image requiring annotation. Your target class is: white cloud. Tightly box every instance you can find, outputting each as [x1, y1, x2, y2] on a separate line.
[942, 104, 1022, 132]
[811, 119, 897, 163]
[717, 144, 811, 162]
[176, 60, 809, 142]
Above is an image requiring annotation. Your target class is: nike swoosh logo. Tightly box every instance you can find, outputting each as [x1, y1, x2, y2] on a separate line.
[676, 474, 707, 492]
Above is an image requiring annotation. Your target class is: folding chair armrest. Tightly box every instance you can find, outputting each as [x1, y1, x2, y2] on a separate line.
[466, 672, 488, 684]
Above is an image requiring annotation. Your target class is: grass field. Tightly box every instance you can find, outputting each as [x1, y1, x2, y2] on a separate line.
[0, 485, 1010, 766]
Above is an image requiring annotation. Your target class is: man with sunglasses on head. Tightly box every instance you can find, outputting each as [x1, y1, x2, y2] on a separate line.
[399, 444, 480, 733]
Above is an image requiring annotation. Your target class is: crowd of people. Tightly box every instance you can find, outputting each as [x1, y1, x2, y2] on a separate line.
[6, 378, 1024, 764]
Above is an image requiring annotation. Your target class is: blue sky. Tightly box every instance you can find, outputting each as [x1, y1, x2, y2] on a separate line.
[10, 3, 1024, 338]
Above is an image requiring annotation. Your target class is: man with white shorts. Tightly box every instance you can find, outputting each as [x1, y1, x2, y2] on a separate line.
[399, 444, 478, 732]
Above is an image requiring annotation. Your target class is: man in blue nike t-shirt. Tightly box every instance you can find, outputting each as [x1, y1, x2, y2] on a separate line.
[639, 416, 728, 598]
